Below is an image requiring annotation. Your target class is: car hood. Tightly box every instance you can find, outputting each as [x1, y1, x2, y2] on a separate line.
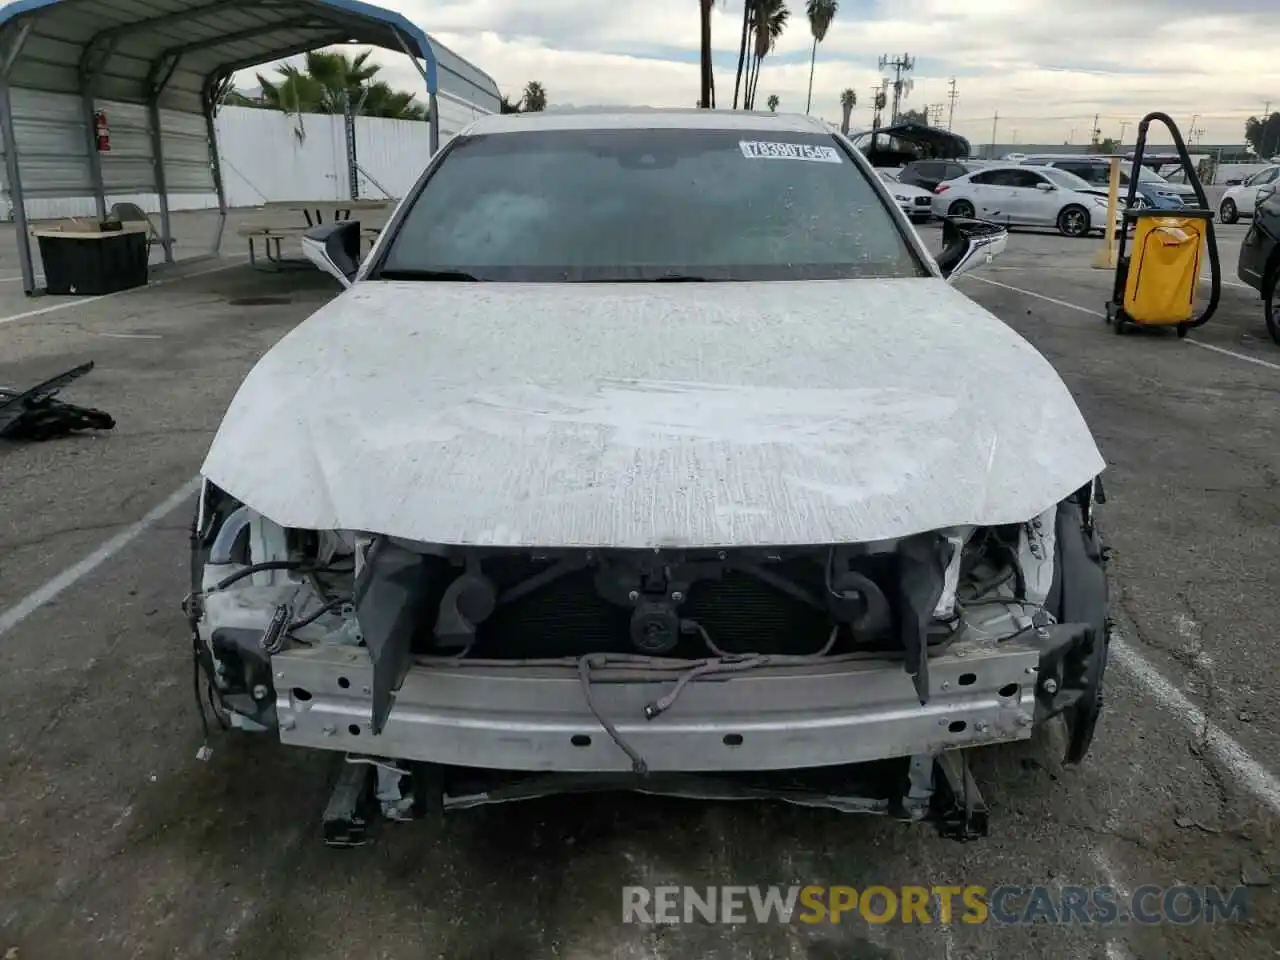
[887, 181, 932, 198]
[201, 279, 1105, 548]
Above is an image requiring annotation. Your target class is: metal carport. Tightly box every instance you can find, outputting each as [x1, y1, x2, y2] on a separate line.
[0, 0, 498, 295]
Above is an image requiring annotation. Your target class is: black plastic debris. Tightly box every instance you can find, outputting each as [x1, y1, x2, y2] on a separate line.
[0, 361, 115, 442]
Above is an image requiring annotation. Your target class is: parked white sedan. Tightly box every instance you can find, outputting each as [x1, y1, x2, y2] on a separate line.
[1219, 164, 1280, 224]
[932, 164, 1123, 237]
[877, 169, 934, 223]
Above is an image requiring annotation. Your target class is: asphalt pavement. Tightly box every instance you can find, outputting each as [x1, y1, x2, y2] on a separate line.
[0, 221, 1276, 960]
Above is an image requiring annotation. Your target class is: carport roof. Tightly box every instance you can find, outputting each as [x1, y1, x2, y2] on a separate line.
[0, 0, 449, 113]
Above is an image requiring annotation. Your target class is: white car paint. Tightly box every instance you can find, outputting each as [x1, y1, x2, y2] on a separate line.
[1220, 165, 1280, 221]
[202, 108, 1102, 550]
[201, 278, 1103, 549]
[877, 169, 934, 220]
[932, 164, 1122, 235]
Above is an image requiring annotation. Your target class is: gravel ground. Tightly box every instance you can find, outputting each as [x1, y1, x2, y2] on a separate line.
[0, 220, 1276, 959]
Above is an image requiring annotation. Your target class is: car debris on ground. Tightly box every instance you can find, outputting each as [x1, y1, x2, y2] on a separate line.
[0, 361, 115, 442]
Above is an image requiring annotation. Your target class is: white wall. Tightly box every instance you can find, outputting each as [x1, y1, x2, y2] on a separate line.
[3, 103, 483, 220]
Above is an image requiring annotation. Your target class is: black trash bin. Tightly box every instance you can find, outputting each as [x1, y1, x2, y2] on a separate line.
[33, 221, 149, 295]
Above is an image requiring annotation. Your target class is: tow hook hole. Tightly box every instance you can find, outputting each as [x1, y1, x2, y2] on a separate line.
[570, 734, 592, 747]
[347, 724, 361, 736]
[958, 673, 977, 686]
[948, 720, 967, 733]
[723, 734, 744, 747]
[337, 676, 350, 689]
[292, 687, 312, 702]
[998, 683, 1019, 698]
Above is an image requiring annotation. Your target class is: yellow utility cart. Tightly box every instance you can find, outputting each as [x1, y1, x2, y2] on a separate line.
[1104, 112, 1221, 337]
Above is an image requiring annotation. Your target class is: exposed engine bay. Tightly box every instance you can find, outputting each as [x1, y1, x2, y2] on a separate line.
[186, 476, 1109, 844]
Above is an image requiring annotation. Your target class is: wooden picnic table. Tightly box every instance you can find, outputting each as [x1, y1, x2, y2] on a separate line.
[262, 198, 392, 227]
[239, 199, 393, 271]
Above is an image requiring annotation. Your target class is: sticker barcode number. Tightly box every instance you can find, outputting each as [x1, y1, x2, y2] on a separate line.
[739, 140, 843, 163]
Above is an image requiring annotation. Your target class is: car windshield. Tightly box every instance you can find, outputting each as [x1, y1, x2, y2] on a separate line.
[1040, 167, 1096, 192]
[375, 127, 928, 282]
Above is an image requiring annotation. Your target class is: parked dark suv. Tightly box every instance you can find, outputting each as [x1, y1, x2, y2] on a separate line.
[1238, 179, 1280, 344]
[897, 159, 985, 192]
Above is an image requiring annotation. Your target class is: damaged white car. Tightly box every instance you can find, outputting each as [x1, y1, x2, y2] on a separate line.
[188, 109, 1110, 844]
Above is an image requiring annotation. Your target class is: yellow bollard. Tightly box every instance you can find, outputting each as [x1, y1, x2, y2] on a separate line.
[1091, 157, 1121, 269]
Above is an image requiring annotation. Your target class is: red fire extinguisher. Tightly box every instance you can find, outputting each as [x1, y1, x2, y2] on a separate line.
[93, 110, 110, 152]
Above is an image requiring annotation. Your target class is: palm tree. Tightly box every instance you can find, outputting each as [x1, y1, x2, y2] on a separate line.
[359, 81, 427, 120]
[804, 0, 838, 115]
[732, 1, 750, 108]
[839, 88, 856, 134]
[699, 0, 713, 107]
[767, 94, 780, 112]
[255, 51, 428, 120]
[522, 80, 548, 112]
[744, 0, 789, 110]
[256, 64, 321, 114]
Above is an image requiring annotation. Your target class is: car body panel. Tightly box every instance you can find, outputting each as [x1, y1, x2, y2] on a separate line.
[1237, 184, 1280, 291]
[201, 278, 1104, 549]
[1223, 165, 1280, 220]
[933, 165, 1121, 232]
[1020, 156, 1191, 209]
[897, 159, 984, 192]
[878, 170, 934, 220]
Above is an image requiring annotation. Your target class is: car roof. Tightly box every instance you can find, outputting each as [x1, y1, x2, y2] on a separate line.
[462, 108, 835, 136]
[961, 164, 1039, 175]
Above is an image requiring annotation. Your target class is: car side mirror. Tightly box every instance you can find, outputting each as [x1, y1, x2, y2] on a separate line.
[301, 220, 362, 288]
[937, 216, 1008, 283]
[1035, 182, 1055, 192]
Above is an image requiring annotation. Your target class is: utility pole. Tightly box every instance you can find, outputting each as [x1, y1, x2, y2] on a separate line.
[946, 77, 958, 131]
[1118, 120, 1129, 146]
[1091, 113, 1100, 146]
[878, 53, 915, 125]
[990, 110, 998, 160]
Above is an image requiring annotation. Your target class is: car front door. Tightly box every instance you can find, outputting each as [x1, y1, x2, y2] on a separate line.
[1004, 168, 1057, 225]
[1243, 167, 1280, 215]
[1239, 185, 1280, 288]
[960, 169, 1018, 221]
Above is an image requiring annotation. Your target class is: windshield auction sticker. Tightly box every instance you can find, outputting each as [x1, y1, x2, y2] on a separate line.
[739, 140, 843, 163]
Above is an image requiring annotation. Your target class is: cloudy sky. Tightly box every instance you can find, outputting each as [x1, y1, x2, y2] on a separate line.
[274, 0, 1276, 147]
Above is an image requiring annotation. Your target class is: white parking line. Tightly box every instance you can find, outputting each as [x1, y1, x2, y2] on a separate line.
[0, 478, 199, 641]
[965, 275, 1280, 372]
[1186, 340, 1280, 371]
[0, 256, 248, 328]
[960, 273, 1280, 810]
[1112, 636, 1280, 816]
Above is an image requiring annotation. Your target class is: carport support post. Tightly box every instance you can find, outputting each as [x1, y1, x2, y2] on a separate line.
[392, 28, 438, 155]
[146, 95, 174, 263]
[80, 84, 107, 220]
[0, 20, 35, 294]
[428, 92, 439, 154]
[0, 80, 34, 294]
[203, 91, 227, 253]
